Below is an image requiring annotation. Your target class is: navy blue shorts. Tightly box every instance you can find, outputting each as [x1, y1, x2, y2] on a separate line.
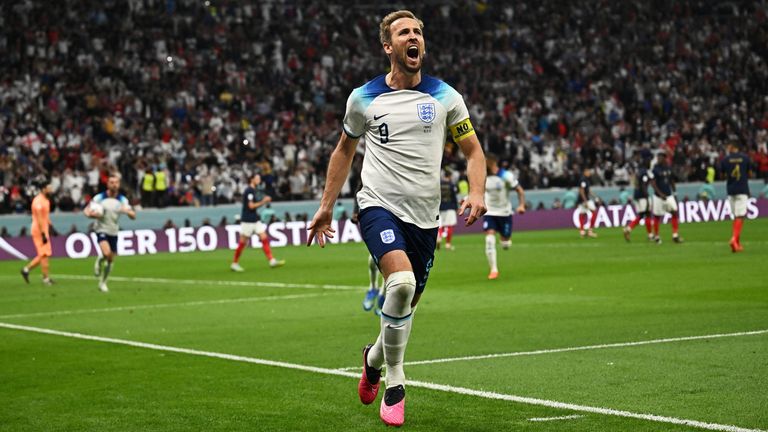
[96, 232, 118, 253]
[483, 215, 513, 238]
[358, 207, 437, 294]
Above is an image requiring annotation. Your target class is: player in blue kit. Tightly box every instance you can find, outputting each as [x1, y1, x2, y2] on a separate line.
[436, 169, 459, 251]
[306, 10, 487, 427]
[230, 173, 284, 271]
[623, 161, 654, 241]
[650, 152, 683, 244]
[576, 167, 599, 238]
[720, 141, 751, 252]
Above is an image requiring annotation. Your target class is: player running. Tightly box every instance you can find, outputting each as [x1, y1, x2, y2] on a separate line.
[650, 152, 683, 244]
[483, 154, 525, 280]
[307, 10, 487, 427]
[84, 173, 136, 292]
[20, 179, 55, 286]
[720, 141, 751, 252]
[576, 166, 599, 238]
[436, 169, 459, 251]
[230, 173, 284, 271]
[623, 161, 654, 242]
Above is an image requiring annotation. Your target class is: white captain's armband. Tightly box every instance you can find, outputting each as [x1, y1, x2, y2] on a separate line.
[449, 118, 476, 141]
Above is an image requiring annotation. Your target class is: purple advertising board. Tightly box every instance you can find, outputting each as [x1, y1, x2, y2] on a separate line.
[1, 198, 766, 261]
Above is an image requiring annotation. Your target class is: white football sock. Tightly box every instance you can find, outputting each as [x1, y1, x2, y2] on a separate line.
[485, 234, 498, 272]
[379, 271, 416, 388]
[101, 261, 113, 283]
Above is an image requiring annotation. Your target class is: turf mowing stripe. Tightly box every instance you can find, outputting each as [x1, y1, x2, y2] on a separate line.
[368, 329, 767, 368]
[0, 293, 335, 319]
[51, 274, 364, 291]
[1, 322, 764, 432]
[528, 414, 585, 422]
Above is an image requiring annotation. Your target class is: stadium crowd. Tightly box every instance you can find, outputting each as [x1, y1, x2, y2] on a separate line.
[1, 0, 767, 214]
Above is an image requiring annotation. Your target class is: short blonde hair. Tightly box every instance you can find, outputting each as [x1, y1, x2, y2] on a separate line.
[379, 10, 423, 45]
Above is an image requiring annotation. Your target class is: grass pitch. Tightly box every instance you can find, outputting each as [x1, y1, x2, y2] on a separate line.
[1, 219, 766, 431]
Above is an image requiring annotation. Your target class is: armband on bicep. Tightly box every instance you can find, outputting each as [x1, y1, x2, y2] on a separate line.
[449, 118, 476, 142]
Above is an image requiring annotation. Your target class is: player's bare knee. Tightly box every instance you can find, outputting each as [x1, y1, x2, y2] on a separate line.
[382, 271, 416, 319]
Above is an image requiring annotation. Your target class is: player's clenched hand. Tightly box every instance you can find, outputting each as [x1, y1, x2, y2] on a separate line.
[458, 193, 487, 226]
[516, 204, 526, 214]
[307, 208, 335, 248]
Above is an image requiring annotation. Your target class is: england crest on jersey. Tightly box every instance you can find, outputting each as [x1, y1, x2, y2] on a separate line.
[417, 103, 436, 123]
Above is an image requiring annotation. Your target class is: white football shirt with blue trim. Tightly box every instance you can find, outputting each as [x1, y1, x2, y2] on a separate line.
[343, 74, 471, 229]
[92, 192, 130, 235]
[485, 169, 519, 217]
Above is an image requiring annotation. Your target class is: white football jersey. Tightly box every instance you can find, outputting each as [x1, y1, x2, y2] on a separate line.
[485, 170, 519, 216]
[343, 74, 473, 229]
[92, 192, 130, 236]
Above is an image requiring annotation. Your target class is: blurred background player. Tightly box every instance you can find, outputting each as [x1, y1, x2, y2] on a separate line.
[624, 160, 654, 242]
[720, 141, 751, 252]
[84, 173, 136, 292]
[353, 201, 385, 314]
[231, 173, 284, 272]
[483, 154, 525, 280]
[650, 152, 683, 244]
[577, 166, 599, 238]
[436, 168, 459, 251]
[20, 179, 55, 286]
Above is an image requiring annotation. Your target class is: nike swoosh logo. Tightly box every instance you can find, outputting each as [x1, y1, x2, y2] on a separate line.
[373, 113, 389, 120]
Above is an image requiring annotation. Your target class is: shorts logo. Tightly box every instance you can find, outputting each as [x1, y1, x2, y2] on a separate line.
[380, 229, 396, 244]
[417, 103, 435, 123]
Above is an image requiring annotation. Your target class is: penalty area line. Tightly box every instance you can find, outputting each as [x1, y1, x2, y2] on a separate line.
[0, 322, 764, 432]
[52, 274, 364, 291]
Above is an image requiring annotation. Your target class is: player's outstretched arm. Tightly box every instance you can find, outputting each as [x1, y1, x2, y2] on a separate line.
[515, 185, 526, 214]
[307, 131, 359, 247]
[456, 133, 487, 226]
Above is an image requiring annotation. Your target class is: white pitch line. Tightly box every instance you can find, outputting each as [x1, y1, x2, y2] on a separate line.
[529, 414, 585, 422]
[372, 329, 767, 369]
[52, 274, 364, 291]
[0, 322, 764, 432]
[0, 292, 332, 320]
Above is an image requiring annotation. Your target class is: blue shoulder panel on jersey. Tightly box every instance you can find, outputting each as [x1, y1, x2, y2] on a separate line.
[93, 192, 106, 202]
[414, 74, 452, 104]
[354, 74, 454, 109]
[354, 75, 394, 110]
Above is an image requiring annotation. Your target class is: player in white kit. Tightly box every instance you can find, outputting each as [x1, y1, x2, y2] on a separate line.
[84, 173, 136, 292]
[306, 10, 487, 427]
[483, 154, 526, 280]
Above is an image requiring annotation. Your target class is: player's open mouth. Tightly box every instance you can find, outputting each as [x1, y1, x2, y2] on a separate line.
[406, 46, 419, 59]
